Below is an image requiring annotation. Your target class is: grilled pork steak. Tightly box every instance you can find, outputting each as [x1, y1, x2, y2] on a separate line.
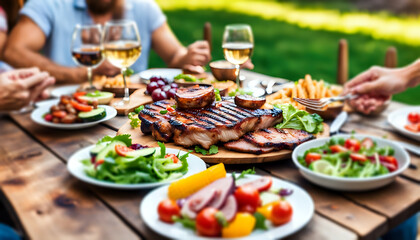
[138, 100, 283, 149]
[224, 128, 314, 154]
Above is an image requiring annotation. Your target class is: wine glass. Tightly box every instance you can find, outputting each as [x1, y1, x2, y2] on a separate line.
[71, 24, 103, 91]
[102, 20, 141, 107]
[222, 24, 254, 88]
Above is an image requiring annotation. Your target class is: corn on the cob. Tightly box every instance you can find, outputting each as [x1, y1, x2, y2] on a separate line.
[168, 163, 226, 200]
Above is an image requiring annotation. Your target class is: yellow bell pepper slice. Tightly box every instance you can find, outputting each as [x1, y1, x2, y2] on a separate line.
[222, 213, 256, 238]
[256, 202, 276, 221]
[168, 163, 226, 200]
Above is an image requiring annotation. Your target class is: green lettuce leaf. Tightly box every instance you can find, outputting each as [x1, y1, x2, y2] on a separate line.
[274, 104, 324, 134]
[97, 134, 132, 146]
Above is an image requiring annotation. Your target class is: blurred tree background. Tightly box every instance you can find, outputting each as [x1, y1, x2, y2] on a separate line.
[149, 0, 420, 105]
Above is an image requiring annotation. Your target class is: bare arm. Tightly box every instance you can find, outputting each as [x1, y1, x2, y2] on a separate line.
[151, 22, 211, 72]
[3, 16, 86, 84]
[0, 31, 7, 60]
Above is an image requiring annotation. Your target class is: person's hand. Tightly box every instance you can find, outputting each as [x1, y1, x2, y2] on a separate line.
[0, 68, 55, 111]
[343, 66, 406, 114]
[92, 60, 121, 77]
[241, 59, 254, 70]
[182, 41, 211, 74]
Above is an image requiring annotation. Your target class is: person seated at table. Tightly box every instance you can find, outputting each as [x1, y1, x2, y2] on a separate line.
[344, 59, 420, 114]
[3, 0, 212, 84]
[0, 68, 55, 111]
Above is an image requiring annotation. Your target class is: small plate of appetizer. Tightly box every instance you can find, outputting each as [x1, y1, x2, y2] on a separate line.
[31, 93, 117, 129]
[67, 134, 206, 189]
[292, 134, 410, 191]
[140, 164, 314, 239]
[387, 107, 420, 141]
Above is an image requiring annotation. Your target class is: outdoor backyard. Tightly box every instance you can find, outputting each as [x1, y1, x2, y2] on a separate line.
[150, 0, 420, 105]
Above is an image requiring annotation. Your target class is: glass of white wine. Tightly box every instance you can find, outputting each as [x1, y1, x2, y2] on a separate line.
[222, 24, 254, 88]
[102, 20, 141, 107]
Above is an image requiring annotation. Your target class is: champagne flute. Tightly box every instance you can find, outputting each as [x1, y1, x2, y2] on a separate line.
[222, 24, 254, 88]
[102, 20, 141, 107]
[71, 24, 103, 91]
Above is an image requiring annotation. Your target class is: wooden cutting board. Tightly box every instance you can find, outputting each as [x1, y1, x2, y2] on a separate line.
[111, 88, 152, 115]
[117, 121, 329, 164]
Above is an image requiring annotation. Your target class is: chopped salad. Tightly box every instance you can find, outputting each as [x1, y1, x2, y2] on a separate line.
[81, 134, 189, 184]
[157, 163, 294, 238]
[298, 136, 399, 178]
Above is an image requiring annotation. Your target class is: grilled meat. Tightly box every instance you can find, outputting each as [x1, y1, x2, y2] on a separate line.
[138, 100, 283, 149]
[175, 85, 215, 109]
[224, 128, 314, 154]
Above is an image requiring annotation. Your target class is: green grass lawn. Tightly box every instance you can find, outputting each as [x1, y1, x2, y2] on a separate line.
[148, 9, 420, 105]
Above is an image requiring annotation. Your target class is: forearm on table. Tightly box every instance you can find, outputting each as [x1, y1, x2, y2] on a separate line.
[4, 47, 86, 83]
[167, 47, 188, 68]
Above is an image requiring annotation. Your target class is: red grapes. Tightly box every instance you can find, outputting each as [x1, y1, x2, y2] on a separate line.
[146, 76, 178, 102]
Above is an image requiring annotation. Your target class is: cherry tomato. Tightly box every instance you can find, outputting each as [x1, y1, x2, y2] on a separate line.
[238, 204, 257, 214]
[52, 110, 67, 118]
[196, 208, 221, 237]
[329, 145, 348, 153]
[408, 112, 420, 124]
[115, 145, 134, 157]
[405, 123, 420, 133]
[380, 161, 398, 172]
[44, 113, 53, 122]
[344, 138, 361, 152]
[70, 100, 93, 112]
[234, 186, 260, 213]
[242, 176, 273, 192]
[305, 153, 322, 165]
[271, 200, 293, 226]
[350, 153, 367, 162]
[157, 199, 181, 223]
[361, 138, 374, 149]
[165, 153, 179, 163]
[379, 156, 398, 172]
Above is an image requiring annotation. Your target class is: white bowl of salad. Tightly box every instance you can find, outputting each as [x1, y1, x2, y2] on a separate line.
[292, 134, 410, 191]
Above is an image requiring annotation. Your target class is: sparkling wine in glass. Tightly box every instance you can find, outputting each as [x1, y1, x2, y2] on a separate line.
[222, 24, 254, 87]
[102, 20, 141, 107]
[71, 24, 103, 90]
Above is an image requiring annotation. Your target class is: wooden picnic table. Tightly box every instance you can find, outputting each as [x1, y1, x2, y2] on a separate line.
[0, 70, 419, 240]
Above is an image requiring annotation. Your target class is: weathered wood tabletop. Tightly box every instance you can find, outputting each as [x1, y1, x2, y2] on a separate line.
[0, 70, 419, 240]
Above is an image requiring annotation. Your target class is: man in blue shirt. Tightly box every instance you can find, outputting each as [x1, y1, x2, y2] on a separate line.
[3, 0, 211, 83]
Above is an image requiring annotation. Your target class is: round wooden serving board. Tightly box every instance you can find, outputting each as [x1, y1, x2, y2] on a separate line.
[117, 121, 330, 164]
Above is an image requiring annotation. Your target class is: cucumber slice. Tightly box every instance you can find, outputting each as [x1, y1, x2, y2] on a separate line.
[80, 92, 114, 104]
[309, 160, 335, 176]
[125, 148, 156, 158]
[90, 142, 108, 157]
[260, 191, 280, 206]
[160, 161, 183, 171]
[78, 107, 106, 122]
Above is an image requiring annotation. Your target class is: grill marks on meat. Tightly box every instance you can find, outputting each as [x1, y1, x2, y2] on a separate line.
[138, 100, 283, 149]
[224, 128, 314, 154]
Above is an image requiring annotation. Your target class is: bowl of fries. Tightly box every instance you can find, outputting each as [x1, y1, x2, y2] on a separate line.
[265, 75, 344, 119]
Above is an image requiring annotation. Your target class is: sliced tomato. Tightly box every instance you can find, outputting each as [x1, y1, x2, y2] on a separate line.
[115, 145, 134, 157]
[344, 138, 361, 152]
[52, 110, 67, 118]
[242, 176, 273, 192]
[408, 112, 420, 124]
[405, 123, 420, 133]
[94, 159, 104, 169]
[71, 100, 93, 112]
[329, 145, 348, 153]
[380, 161, 398, 172]
[165, 153, 179, 163]
[379, 156, 398, 171]
[305, 153, 322, 165]
[157, 199, 181, 223]
[361, 138, 374, 149]
[73, 91, 87, 103]
[350, 153, 367, 162]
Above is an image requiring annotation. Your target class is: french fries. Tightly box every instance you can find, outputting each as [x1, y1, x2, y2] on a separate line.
[93, 74, 131, 88]
[265, 74, 343, 110]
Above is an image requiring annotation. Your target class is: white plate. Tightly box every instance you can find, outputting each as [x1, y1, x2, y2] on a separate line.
[292, 134, 410, 191]
[31, 103, 117, 129]
[67, 146, 207, 189]
[34, 99, 59, 108]
[51, 84, 80, 98]
[387, 107, 420, 141]
[138, 68, 182, 83]
[140, 174, 314, 240]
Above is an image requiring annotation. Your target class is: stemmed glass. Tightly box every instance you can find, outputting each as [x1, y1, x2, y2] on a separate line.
[102, 20, 141, 107]
[222, 24, 254, 88]
[71, 24, 104, 90]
